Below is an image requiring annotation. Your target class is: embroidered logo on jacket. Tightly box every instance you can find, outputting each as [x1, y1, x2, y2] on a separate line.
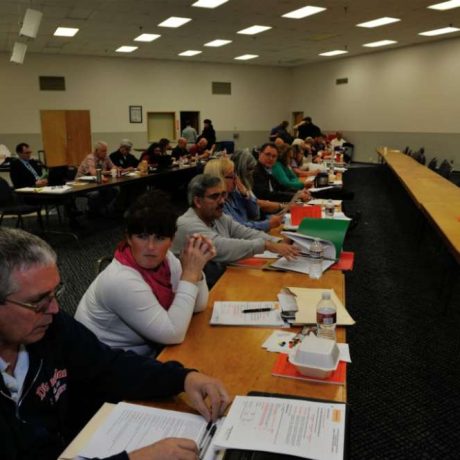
[35, 368, 68, 402]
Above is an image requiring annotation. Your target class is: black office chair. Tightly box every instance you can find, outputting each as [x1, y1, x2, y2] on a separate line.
[427, 157, 437, 170]
[438, 160, 453, 179]
[95, 255, 113, 275]
[0, 177, 43, 229]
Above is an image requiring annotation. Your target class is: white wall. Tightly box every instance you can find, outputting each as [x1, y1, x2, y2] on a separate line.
[290, 37, 460, 166]
[2, 36, 460, 167]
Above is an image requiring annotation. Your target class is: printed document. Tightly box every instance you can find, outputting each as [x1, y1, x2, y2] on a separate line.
[210, 302, 286, 327]
[79, 402, 221, 460]
[213, 396, 346, 460]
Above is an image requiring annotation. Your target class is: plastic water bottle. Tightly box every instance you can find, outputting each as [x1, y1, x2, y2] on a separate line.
[325, 199, 335, 218]
[316, 292, 337, 341]
[309, 239, 323, 279]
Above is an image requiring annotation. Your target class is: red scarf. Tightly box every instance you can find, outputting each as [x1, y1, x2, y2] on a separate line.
[114, 241, 174, 310]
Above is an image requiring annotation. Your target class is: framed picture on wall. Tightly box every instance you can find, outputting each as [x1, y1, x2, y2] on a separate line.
[129, 105, 143, 123]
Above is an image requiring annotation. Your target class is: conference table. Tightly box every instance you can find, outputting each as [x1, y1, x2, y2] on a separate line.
[153, 266, 347, 415]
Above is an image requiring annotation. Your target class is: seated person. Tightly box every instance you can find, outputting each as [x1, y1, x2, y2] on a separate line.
[76, 141, 118, 216]
[291, 144, 319, 180]
[10, 142, 47, 189]
[140, 142, 162, 165]
[269, 121, 293, 144]
[172, 174, 299, 286]
[109, 139, 139, 170]
[272, 147, 313, 190]
[159, 137, 171, 154]
[75, 191, 214, 356]
[330, 131, 347, 151]
[189, 138, 214, 160]
[204, 157, 282, 232]
[253, 142, 310, 202]
[171, 137, 189, 160]
[0, 227, 229, 460]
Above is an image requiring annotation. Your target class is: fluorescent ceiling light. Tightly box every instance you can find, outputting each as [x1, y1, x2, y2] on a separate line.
[158, 17, 191, 28]
[179, 50, 202, 56]
[319, 50, 348, 56]
[357, 17, 400, 28]
[237, 25, 271, 35]
[234, 54, 258, 60]
[54, 27, 79, 37]
[192, 0, 228, 8]
[428, 0, 460, 10]
[419, 26, 460, 36]
[134, 33, 161, 42]
[363, 40, 397, 48]
[282, 6, 326, 19]
[116, 46, 138, 53]
[204, 39, 232, 47]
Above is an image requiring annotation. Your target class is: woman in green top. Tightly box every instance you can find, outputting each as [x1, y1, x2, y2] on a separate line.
[272, 146, 308, 191]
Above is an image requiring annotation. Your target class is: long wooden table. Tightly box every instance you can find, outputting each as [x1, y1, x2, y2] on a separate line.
[156, 267, 347, 411]
[377, 148, 460, 264]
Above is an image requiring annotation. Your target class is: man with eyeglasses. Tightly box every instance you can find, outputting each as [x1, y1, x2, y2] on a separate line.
[0, 227, 229, 460]
[172, 174, 299, 286]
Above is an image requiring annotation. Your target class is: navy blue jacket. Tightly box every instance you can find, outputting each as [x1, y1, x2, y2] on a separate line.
[0, 311, 192, 460]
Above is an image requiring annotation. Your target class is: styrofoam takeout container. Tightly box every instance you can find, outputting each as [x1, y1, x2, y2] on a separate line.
[288, 334, 340, 379]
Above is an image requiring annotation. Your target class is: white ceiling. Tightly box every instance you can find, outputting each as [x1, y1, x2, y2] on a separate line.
[2, 0, 460, 66]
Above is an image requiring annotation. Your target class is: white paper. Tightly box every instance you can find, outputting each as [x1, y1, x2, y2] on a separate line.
[271, 255, 335, 276]
[309, 186, 335, 193]
[15, 185, 73, 194]
[214, 396, 346, 460]
[77, 175, 97, 181]
[337, 344, 352, 363]
[253, 250, 280, 259]
[308, 199, 342, 207]
[262, 330, 297, 352]
[210, 302, 286, 327]
[79, 402, 221, 460]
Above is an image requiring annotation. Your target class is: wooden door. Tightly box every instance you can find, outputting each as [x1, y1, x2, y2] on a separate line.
[65, 111, 91, 166]
[40, 110, 92, 167]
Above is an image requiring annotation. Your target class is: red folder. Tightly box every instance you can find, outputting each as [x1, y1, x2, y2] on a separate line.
[331, 251, 355, 271]
[290, 205, 322, 225]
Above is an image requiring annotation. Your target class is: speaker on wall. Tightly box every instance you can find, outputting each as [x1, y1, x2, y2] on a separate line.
[19, 8, 43, 39]
[10, 42, 27, 64]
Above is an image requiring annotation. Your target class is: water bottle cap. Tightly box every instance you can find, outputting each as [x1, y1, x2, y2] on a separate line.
[321, 292, 331, 299]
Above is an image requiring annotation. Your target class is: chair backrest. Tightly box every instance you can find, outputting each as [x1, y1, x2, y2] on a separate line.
[0, 177, 14, 206]
[428, 157, 437, 170]
[438, 160, 453, 179]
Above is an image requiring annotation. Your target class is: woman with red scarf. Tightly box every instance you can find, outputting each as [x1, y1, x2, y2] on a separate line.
[75, 191, 215, 356]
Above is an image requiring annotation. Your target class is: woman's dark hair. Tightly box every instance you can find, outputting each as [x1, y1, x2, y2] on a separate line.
[125, 190, 177, 238]
[145, 142, 160, 155]
[278, 146, 293, 167]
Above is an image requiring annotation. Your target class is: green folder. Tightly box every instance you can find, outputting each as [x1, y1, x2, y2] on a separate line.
[297, 217, 350, 255]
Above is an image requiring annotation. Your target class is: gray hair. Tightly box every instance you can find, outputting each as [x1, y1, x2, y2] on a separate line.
[0, 228, 57, 302]
[187, 174, 223, 207]
[120, 139, 133, 148]
[94, 141, 108, 151]
[232, 149, 257, 191]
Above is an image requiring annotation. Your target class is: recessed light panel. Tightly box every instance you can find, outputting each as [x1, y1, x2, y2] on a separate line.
[192, 0, 228, 8]
[357, 17, 400, 28]
[116, 46, 138, 53]
[54, 27, 79, 37]
[363, 40, 397, 48]
[319, 50, 348, 56]
[179, 50, 202, 56]
[419, 26, 460, 36]
[234, 54, 258, 60]
[428, 0, 460, 10]
[134, 34, 161, 42]
[282, 6, 326, 19]
[204, 39, 232, 47]
[237, 25, 271, 35]
[159, 17, 191, 28]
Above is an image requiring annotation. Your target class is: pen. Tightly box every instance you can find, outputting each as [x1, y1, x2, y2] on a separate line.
[199, 424, 217, 459]
[197, 420, 213, 448]
[242, 308, 273, 314]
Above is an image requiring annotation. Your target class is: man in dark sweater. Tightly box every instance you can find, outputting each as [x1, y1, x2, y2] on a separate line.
[109, 139, 139, 170]
[10, 143, 48, 189]
[0, 228, 229, 460]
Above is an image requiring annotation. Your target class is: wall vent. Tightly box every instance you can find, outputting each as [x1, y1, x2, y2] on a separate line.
[336, 77, 348, 85]
[39, 76, 66, 91]
[212, 81, 231, 95]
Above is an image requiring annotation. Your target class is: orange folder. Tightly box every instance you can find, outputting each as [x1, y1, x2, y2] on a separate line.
[290, 205, 322, 225]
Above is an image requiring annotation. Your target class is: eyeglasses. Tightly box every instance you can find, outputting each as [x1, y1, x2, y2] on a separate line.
[204, 191, 227, 201]
[4, 283, 64, 314]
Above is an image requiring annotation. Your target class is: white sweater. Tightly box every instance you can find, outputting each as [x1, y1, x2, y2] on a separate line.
[75, 251, 208, 355]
